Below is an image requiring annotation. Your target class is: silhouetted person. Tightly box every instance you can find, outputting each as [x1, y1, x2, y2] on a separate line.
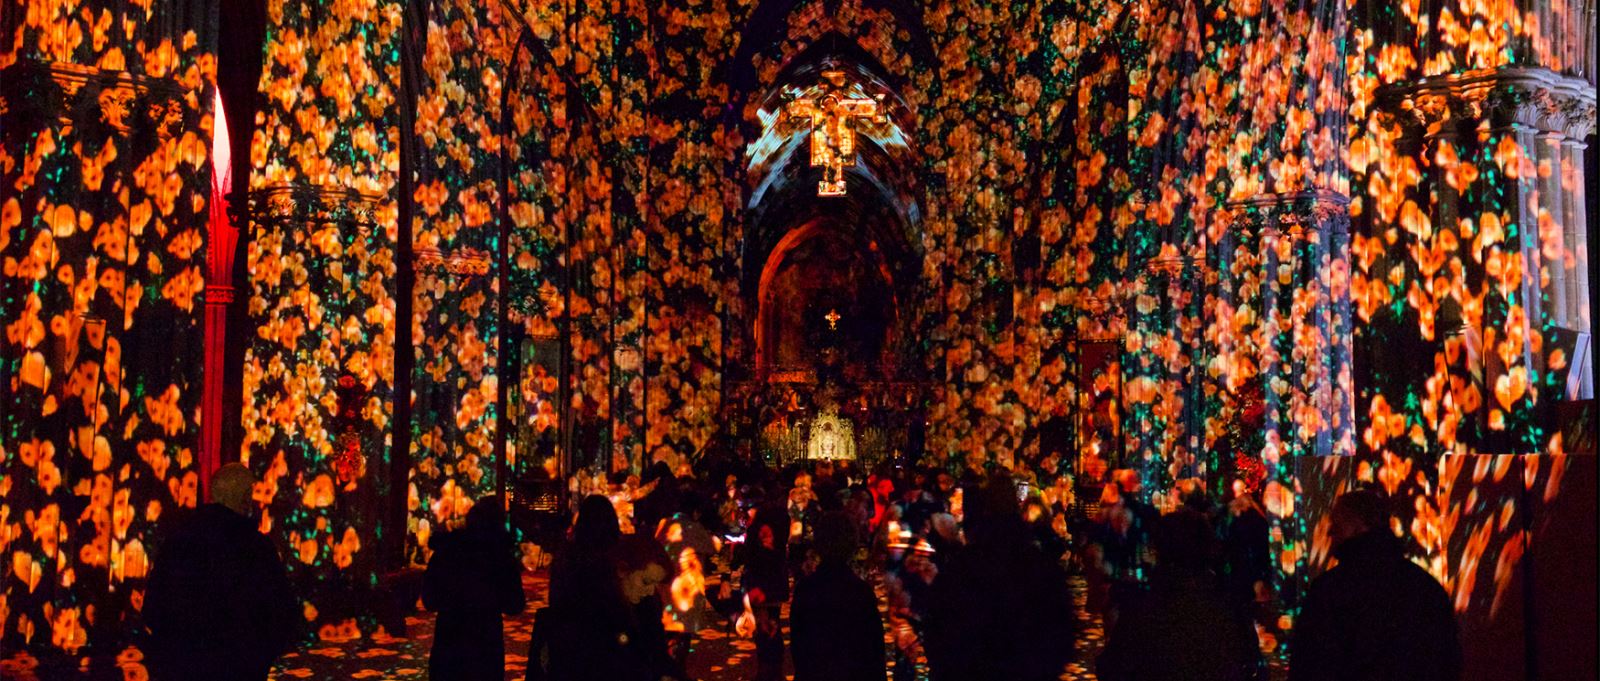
[531, 534, 678, 681]
[550, 494, 622, 609]
[146, 463, 297, 681]
[1290, 490, 1462, 681]
[924, 476, 1076, 681]
[634, 462, 679, 539]
[792, 512, 886, 681]
[1097, 509, 1261, 681]
[1218, 482, 1271, 616]
[739, 503, 791, 681]
[423, 497, 526, 681]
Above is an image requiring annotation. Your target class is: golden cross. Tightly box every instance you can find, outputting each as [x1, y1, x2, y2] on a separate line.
[784, 70, 885, 197]
[824, 308, 842, 330]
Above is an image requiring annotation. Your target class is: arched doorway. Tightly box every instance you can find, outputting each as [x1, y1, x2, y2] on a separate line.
[730, 53, 927, 468]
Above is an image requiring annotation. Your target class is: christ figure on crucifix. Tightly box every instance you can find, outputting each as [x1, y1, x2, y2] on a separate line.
[785, 70, 886, 196]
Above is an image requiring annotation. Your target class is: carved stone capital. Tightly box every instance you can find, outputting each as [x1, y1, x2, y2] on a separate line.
[1227, 190, 1351, 237]
[7, 61, 189, 134]
[413, 248, 492, 276]
[1376, 67, 1597, 138]
[250, 183, 384, 232]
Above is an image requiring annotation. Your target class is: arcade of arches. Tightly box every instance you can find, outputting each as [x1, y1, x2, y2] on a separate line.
[0, 0, 1596, 678]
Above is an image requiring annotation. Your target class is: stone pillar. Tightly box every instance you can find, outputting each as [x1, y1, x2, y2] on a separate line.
[1560, 119, 1595, 397]
[1225, 191, 1354, 459]
[1535, 130, 1569, 328]
[1381, 67, 1596, 450]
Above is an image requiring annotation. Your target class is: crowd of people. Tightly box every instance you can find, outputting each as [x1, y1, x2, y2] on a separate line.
[144, 455, 1464, 681]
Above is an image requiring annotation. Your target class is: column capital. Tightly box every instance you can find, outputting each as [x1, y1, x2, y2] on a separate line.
[250, 183, 386, 231]
[413, 247, 492, 276]
[1376, 67, 1596, 138]
[1226, 190, 1351, 236]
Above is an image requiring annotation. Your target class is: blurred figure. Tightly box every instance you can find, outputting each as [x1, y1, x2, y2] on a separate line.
[532, 534, 679, 681]
[739, 503, 791, 681]
[1290, 490, 1462, 681]
[146, 463, 298, 681]
[1023, 497, 1068, 563]
[634, 461, 679, 540]
[923, 475, 1076, 681]
[1218, 479, 1272, 616]
[1173, 478, 1212, 516]
[1097, 509, 1261, 681]
[791, 512, 886, 681]
[423, 496, 526, 681]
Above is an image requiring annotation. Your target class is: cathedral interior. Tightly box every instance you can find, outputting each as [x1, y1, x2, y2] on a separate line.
[0, 0, 1596, 678]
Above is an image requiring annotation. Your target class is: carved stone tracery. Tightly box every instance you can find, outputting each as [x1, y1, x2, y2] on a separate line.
[1379, 67, 1597, 138]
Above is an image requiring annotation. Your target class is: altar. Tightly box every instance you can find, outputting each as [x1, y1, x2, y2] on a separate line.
[805, 407, 856, 460]
[753, 396, 909, 468]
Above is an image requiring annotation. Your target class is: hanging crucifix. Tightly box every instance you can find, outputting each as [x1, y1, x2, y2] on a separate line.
[784, 69, 886, 197]
[824, 308, 842, 331]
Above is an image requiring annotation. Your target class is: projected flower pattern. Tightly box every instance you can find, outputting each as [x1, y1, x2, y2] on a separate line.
[0, 0, 1565, 659]
[242, 0, 401, 639]
[0, 0, 214, 654]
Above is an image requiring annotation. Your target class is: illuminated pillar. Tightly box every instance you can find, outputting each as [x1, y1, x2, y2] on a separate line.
[1225, 191, 1354, 459]
[1381, 67, 1595, 450]
[1560, 126, 1594, 397]
[1534, 131, 1568, 328]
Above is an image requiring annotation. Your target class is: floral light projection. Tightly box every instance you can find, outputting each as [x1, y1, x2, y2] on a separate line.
[4, 0, 1588, 665]
[242, 0, 401, 639]
[1, 0, 216, 659]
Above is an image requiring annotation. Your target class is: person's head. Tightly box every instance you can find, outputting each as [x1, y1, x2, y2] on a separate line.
[964, 474, 1024, 543]
[1175, 478, 1209, 513]
[1023, 498, 1048, 523]
[1112, 469, 1142, 495]
[614, 535, 672, 605]
[1153, 508, 1214, 573]
[1329, 489, 1390, 547]
[643, 461, 673, 488]
[750, 504, 789, 556]
[211, 463, 255, 516]
[574, 494, 621, 550]
[1099, 483, 1122, 507]
[813, 511, 859, 565]
[465, 495, 506, 534]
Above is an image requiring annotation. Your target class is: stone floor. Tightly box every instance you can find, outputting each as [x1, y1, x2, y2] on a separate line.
[2, 569, 1287, 681]
[261, 571, 1109, 681]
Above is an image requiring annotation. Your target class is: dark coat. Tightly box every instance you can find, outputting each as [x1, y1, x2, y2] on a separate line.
[923, 517, 1076, 681]
[791, 561, 887, 681]
[530, 595, 676, 681]
[423, 526, 527, 681]
[1290, 531, 1462, 681]
[1218, 505, 1272, 608]
[145, 504, 298, 681]
[1096, 570, 1262, 681]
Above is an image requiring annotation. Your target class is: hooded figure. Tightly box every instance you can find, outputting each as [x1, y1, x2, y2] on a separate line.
[423, 497, 527, 681]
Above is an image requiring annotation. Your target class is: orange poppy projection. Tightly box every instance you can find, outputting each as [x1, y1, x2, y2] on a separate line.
[0, 0, 1594, 678]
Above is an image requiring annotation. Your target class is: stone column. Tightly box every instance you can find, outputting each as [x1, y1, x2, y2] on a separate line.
[1225, 191, 1354, 459]
[1560, 113, 1595, 397]
[1380, 67, 1596, 450]
[1535, 129, 1569, 328]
